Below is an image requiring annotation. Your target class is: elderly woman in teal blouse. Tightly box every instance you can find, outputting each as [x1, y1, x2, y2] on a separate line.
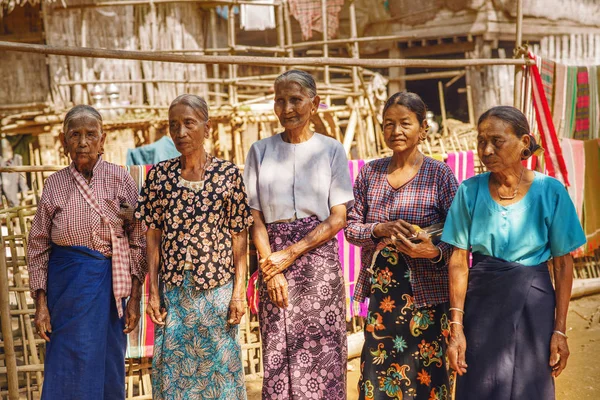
[442, 106, 586, 400]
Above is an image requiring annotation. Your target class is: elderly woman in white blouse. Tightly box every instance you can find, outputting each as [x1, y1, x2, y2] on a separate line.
[244, 69, 354, 400]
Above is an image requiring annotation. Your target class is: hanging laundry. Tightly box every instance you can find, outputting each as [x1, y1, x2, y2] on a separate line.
[521, 154, 538, 171]
[541, 58, 555, 110]
[589, 65, 599, 140]
[583, 139, 600, 254]
[240, 0, 276, 31]
[125, 136, 181, 166]
[215, 5, 239, 20]
[446, 150, 475, 184]
[561, 138, 585, 221]
[288, 0, 345, 40]
[574, 67, 591, 140]
[553, 62, 567, 135]
[564, 66, 579, 138]
[528, 53, 570, 186]
[124, 164, 155, 359]
[336, 159, 367, 320]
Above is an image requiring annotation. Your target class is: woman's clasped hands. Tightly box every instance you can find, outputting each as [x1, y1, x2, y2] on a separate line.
[374, 219, 440, 260]
[260, 247, 298, 309]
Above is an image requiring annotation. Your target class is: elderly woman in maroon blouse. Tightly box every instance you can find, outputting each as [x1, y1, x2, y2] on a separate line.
[345, 92, 458, 400]
[28, 105, 147, 400]
[136, 94, 253, 400]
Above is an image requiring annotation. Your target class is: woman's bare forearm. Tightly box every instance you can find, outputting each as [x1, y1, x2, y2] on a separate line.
[146, 228, 162, 296]
[232, 230, 248, 298]
[287, 205, 347, 259]
[449, 248, 470, 323]
[552, 255, 573, 333]
[250, 209, 272, 260]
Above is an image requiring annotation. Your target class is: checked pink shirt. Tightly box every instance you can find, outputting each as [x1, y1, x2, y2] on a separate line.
[345, 156, 458, 308]
[27, 158, 147, 312]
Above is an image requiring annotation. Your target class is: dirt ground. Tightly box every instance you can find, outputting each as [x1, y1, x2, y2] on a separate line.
[247, 294, 600, 399]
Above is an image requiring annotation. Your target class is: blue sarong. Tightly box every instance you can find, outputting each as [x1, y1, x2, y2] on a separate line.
[456, 254, 556, 400]
[41, 244, 126, 400]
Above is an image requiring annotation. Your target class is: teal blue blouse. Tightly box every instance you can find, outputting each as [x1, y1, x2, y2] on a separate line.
[441, 172, 586, 265]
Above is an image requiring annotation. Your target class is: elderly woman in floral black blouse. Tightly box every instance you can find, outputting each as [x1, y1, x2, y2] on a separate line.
[136, 94, 253, 400]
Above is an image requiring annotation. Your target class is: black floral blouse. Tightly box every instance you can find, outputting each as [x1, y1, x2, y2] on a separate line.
[135, 157, 253, 289]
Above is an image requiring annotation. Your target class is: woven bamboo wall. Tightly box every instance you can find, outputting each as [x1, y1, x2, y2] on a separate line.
[43, 1, 208, 109]
[0, 51, 49, 106]
[43, 2, 143, 108]
[538, 34, 600, 65]
[0, 4, 48, 106]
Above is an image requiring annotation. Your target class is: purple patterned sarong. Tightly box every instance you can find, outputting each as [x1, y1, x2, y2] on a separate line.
[260, 215, 347, 400]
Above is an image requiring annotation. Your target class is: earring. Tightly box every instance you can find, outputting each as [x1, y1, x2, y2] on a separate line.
[521, 148, 531, 159]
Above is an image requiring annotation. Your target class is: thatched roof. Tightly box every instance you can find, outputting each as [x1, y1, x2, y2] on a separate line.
[497, 0, 600, 27]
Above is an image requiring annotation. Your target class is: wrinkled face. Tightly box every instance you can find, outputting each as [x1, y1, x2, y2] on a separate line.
[382, 104, 426, 153]
[168, 104, 211, 155]
[477, 117, 529, 172]
[61, 115, 106, 170]
[273, 81, 319, 130]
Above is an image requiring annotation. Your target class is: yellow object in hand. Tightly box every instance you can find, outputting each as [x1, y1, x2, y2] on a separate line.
[411, 224, 423, 233]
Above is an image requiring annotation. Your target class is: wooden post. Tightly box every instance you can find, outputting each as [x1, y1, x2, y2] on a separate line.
[283, 1, 294, 59]
[388, 47, 404, 95]
[321, 0, 331, 106]
[210, 9, 222, 106]
[348, 0, 360, 94]
[81, 17, 88, 105]
[466, 36, 492, 118]
[0, 235, 19, 400]
[276, 4, 286, 74]
[227, 5, 237, 104]
[513, 0, 524, 109]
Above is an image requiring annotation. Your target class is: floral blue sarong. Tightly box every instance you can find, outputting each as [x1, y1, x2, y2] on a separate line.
[152, 275, 246, 400]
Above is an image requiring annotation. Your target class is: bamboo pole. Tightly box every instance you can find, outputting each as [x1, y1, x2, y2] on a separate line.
[0, 41, 532, 69]
[49, 0, 282, 10]
[444, 71, 466, 88]
[513, 0, 524, 109]
[0, 235, 19, 400]
[388, 70, 464, 82]
[55, 73, 282, 86]
[0, 166, 63, 173]
[466, 84, 475, 126]
[438, 81, 448, 136]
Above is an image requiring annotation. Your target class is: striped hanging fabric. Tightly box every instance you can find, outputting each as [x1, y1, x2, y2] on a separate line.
[528, 53, 571, 186]
[445, 151, 475, 184]
[336, 159, 367, 320]
[125, 165, 155, 359]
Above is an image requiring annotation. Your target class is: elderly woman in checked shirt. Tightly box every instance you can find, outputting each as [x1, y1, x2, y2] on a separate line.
[345, 92, 458, 400]
[27, 105, 147, 400]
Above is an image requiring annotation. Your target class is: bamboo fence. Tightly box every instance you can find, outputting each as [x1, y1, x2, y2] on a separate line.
[2, 2, 599, 397]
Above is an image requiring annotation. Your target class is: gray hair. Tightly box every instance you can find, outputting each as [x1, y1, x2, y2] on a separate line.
[63, 105, 103, 133]
[169, 94, 209, 121]
[274, 69, 317, 99]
